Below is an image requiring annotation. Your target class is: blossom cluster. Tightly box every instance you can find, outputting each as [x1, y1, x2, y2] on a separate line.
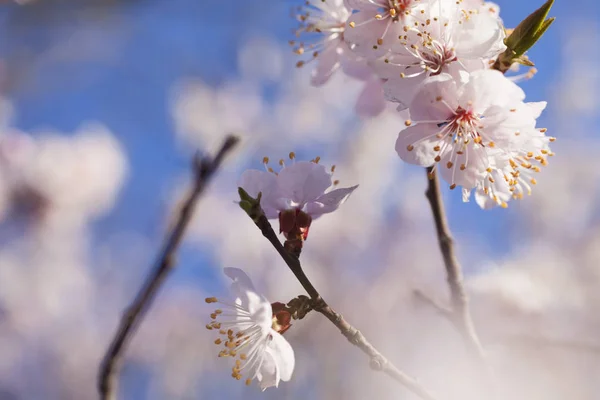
[209, 0, 555, 391]
[293, 0, 554, 209]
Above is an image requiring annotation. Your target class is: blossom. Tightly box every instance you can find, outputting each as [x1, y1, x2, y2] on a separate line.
[238, 154, 358, 239]
[396, 70, 553, 206]
[292, 0, 386, 116]
[206, 268, 295, 390]
[343, 0, 427, 59]
[365, 0, 506, 109]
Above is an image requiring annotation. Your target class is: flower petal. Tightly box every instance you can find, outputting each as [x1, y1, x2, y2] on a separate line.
[268, 331, 295, 382]
[277, 161, 332, 206]
[395, 123, 442, 167]
[355, 78, 386, 117]
[311, 43, 342, 87]
[224, 268, 272, 330]
[459, 69, 524, 112]
[409, 74, 459, 122]
[305, 184, 359, 217]
[238, 169, 280, 218]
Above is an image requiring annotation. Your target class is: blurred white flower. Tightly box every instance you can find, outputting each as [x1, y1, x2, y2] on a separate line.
[292, 0, 387, 116]
[206, 268, 295, 391]
[0, 123, 127, 226]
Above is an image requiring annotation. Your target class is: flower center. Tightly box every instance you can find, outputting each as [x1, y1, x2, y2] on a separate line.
[205, 297, 270, 386]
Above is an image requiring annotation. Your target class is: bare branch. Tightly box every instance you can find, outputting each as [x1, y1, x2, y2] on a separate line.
[413, 289, 453, 321]
[242, 200, 439, 400]
[98, 136, 239, 400]
[424, 167, 487, 362]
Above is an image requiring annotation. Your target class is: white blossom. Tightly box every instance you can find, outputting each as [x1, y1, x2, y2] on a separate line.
[396, 70, 553, 205]
[361, 0, 506, 109]
[292, 0, 386, 116]
[239, 155, 357, 218]
[206, 268, 294, 390]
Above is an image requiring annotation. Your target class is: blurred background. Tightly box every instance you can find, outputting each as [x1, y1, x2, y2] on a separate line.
[1, 0, 600, 399]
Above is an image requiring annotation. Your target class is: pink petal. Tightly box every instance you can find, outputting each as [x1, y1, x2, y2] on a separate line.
[306, 184, 358, 217]
[277, 161, 332, 206]
[355, 78, 386, 117]
[311, 43, 342, 87]
[409, 74, 459, 122]
[395, 123, 441, 167]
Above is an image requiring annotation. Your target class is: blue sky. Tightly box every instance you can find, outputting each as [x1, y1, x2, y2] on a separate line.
[1, 0, 600, 397]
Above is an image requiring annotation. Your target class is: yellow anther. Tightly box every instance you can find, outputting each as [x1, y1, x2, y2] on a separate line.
[214, 309, 222, 314]
[279, 159, 285, 166]
[377, 38, 383, 45]
[501, 202, 508, 208]
[405, 119, 412, 126]
[349, 21, 356, 28]
[210, 313, 217, 320]
[214, 339, 222, 345]
[246, 378, 252, 386]
[530, 178, 537, 185]
[206, 324, 213, 330]
[262, 157, 269, 164]
[289, 152, 296, 160]
[433, 145, 441, 151]
[488, 141, 495, 148]
[205, 297, 218, 303]
[240, 354, 248, 360]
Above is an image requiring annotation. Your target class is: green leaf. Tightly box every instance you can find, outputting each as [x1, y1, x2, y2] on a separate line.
[505, 0, 555, 57]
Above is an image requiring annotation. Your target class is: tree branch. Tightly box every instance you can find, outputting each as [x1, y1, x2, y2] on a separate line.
[424, 167, 487, 362]
[243, 201, 439, 400]
[98, 136, 239, 400]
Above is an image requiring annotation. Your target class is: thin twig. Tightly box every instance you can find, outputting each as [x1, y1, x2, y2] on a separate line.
[413, 289, 453, 321]
[98, 136, 239, 400]
[245, 207, 439, 400]
[424, 167, 487, 362]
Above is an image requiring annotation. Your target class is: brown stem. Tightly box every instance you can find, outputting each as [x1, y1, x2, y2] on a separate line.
[97, 136, 239, 400]
[424, 167, 487, 362]
[248, 211, 439, 400]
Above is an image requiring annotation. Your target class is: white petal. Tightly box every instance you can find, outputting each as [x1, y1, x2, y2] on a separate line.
[459, 69, 524, 112]
[409, 74, 459, 122]
[268, 331, 295, 382]
[311, 43, 342, 87]
[238, 169, 280, 218]
[339, 43, 373, 80]
[224, 267, 256, 292]
[395, 123, 442, 167]
[453, 12, 506, 60]
[355, 78, 386, 117]
[438, 146, 488, 190]
[277, 161, 332, 206]
[305, 184, 359, 217]
[224, 268, 272, 330]
[383, 73, 425, 110]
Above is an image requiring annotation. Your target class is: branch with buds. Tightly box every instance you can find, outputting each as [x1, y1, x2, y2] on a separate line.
[238, 188, 439, 400]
